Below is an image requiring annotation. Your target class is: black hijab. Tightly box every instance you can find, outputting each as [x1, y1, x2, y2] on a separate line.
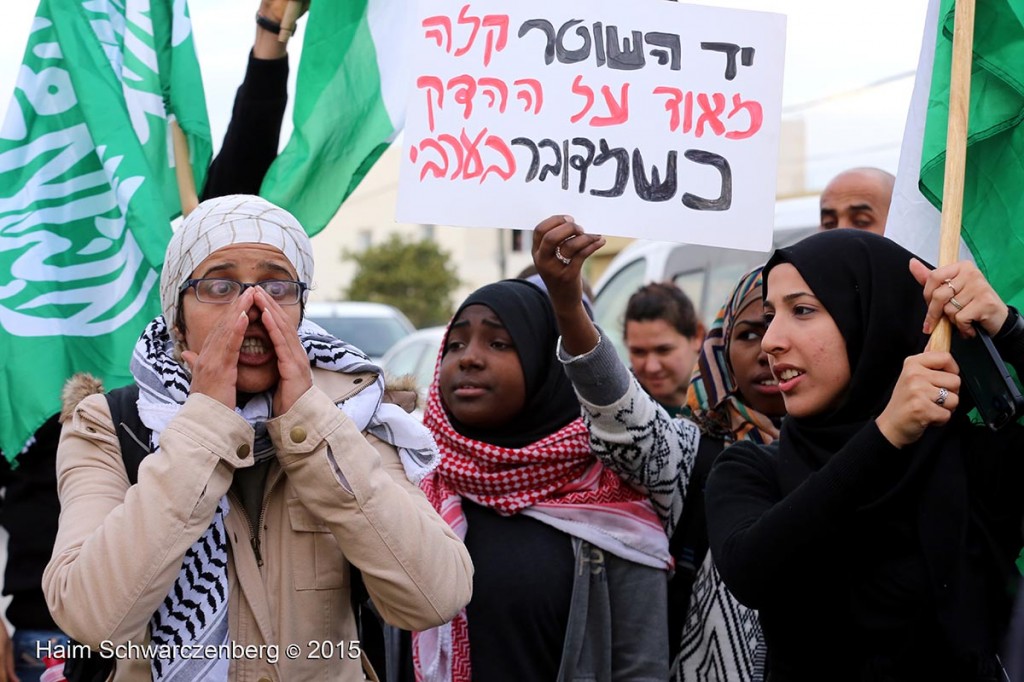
[763, 229, 931, 463]
[765, 230, 1011, 669]
[441, 279, 581, 448]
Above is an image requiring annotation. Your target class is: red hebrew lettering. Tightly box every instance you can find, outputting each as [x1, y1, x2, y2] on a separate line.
[481, 135, 516, 182]
[478, 77, 509, 113]
[417, 76, 444, 132]
[415, 138, 450, 180]
[695, 92, 726, 138]
[653, 86, 683, 132]
[447, 75, 477, 120]
[514, 79, 543, 114]
[457, 128, 489, 179]
[422, 16, 453, 53]
[725, 94, 763, 140]
[438, 133, 464, 180]
[453, 5, 481, 58]
[480, 15, 510, 67]
[590, 84, 629, 127]
[570, 75, 594, 124]
[682, 91, 694, 134]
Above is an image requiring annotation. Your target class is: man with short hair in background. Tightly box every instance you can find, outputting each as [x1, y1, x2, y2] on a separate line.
[819, 167, 895, 236]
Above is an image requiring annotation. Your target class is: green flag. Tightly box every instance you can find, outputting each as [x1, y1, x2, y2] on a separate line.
[919, 0, 1024, 310]
[0, 0, 211, 459]
[261, 0, 409, 235]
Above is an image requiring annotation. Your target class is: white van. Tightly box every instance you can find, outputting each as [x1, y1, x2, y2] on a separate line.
[591, 196, 819, 359]
[304, 301, 416, 363]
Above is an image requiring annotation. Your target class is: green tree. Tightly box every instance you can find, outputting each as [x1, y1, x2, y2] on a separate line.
[342, 234, 460, 328]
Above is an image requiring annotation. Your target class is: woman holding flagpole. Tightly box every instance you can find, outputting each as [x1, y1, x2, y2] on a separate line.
[699, 228, 1024, 680]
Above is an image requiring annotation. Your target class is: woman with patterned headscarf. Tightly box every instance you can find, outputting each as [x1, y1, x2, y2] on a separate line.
[413, 279, 672, 682]
[685, 266, 784, 445]
[44, 195, 472, 682]
[530, 216, 783, 681]
[670, 266, 786, 681]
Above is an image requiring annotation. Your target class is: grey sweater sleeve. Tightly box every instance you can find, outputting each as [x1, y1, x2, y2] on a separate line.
[558, 331, 700, 534]
[557, 330, 632, 405]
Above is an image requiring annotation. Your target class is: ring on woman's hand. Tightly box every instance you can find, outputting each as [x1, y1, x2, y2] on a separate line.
[943, 279, 959, 295]
[935, 387, 949, 406]
[555, 235, 577, 266]
[949, 296, 964, 311]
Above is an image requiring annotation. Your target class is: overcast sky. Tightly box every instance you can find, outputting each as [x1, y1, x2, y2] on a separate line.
[0, 0, 928, 191]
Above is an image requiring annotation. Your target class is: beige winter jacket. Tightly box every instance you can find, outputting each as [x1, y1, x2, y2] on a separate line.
[43, 369, 473, 681]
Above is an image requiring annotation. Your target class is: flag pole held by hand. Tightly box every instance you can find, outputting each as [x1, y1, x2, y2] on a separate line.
[278, 1, 304, 44]
[929, 0, 975, 353]
[171, 119, 199, 217]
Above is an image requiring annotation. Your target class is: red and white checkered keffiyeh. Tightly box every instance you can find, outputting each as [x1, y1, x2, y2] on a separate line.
[413, 382, 671, 682]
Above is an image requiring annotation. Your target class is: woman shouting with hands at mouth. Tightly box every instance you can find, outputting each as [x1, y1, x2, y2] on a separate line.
[44, 195, 472, 682]
[705, 229, 1024, 680]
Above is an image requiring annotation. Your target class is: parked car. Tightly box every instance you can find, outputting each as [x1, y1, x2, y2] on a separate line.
[304, 301, 415, 363]
[379, 326, 447, 419]
[591, 196, 820, 362]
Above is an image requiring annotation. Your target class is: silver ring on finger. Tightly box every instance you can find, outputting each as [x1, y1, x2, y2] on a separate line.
[935, 387, 949, 406]
[949, 296, 964, 311]
[555, 235, 577, 266]
[943, 279, 959, 295]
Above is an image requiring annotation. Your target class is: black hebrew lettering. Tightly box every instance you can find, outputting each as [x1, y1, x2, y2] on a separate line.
[645, 32, 681, 71]
[592, 22, 606, 67]
[556, 19, 592, 64]
[561, 139, 570, 190]
[606, 26, 645, 70]
[511, 137, 540, 181]
[509, 134, 731, 208]
[538, 138, 563, 183]
[569, 138, 596, 193]
[519, 20, 556, 65]
[590, 139, 629, 198]
[632, 149, 677, 201]
[682, 149, 731, 211]
[700, 42, 755, 81]
[520, 18, 681, 72]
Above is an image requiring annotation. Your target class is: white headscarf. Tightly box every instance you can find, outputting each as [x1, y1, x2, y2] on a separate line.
[160, 194, 315, 336]
[138, 195, 439, 681]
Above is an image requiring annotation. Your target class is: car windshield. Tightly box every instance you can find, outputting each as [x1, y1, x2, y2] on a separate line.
[306, 316, 410, 358]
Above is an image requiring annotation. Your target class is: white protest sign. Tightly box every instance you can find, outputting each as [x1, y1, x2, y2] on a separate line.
[397, 0, 786, 251]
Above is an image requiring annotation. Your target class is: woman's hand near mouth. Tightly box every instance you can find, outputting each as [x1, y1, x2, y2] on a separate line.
[255, 287, 313, 416]
[182, 288, 254, 410]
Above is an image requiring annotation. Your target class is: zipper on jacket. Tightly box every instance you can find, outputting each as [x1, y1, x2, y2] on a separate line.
[228, 468, 284, 569]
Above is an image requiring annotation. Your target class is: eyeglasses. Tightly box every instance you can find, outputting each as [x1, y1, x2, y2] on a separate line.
[179, 278, 308, 305]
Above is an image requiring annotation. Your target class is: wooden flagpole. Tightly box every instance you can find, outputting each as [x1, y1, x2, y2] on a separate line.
[929, 0, 975, 352]
[171, 119, 199, 217]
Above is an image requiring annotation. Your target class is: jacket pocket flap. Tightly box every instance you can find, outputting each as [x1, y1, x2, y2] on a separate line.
[286, 497, 330, 533]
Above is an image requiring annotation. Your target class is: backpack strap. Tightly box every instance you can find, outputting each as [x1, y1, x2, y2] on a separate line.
[65, 386, 152, 682]
[104, 384, 152, 485]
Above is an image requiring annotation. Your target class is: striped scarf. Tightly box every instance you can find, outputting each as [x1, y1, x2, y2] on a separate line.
[130, 316, 439, 681]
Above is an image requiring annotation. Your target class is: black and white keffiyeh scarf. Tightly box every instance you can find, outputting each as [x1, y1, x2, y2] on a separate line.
[129, 316, 440, 681]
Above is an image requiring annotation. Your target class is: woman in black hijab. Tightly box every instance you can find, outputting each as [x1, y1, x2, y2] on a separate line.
[414, 279, 673, 681]
[706, 229, 1024, 680]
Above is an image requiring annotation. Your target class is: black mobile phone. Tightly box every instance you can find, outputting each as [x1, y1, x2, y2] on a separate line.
[949, 324, 1024, 430]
